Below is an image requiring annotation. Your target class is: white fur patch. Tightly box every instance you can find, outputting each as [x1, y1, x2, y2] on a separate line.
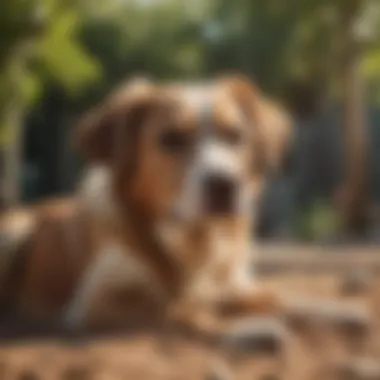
[198, 140, 240, 177]
[184, 85, 212, 112]
[63, 240, 153, 328]
[66, 165, 161, 328]
[174, 140, 243, 221]
[78, 165, 120, 223]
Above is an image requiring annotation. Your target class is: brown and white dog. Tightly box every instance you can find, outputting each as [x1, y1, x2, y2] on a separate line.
[0, 75, 292, 330]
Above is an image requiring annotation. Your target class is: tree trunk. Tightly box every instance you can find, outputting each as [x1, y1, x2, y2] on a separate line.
[339, 0, 371, 236]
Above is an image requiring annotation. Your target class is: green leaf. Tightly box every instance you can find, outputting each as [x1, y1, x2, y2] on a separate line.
[20, 70, 43, 104]
[361, 48, 380, 80]
[36, 10, 101, 95]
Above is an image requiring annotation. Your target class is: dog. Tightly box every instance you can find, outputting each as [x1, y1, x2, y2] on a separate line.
[0, 75, 292, 330]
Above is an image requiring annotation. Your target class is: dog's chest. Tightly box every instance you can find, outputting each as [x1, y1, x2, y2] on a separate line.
[92, 239, 152, 288]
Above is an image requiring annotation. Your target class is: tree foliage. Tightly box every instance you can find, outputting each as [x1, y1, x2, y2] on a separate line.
[1, 0, 380, 210]
[0, 0, 100, 146]
[2, 0, 380, 132]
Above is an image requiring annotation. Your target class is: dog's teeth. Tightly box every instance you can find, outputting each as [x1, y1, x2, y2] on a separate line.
[219, 317, 289, 356]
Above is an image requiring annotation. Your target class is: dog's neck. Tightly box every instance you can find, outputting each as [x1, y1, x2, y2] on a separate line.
[77, 166, 253, 299]
[78, 165, 183, 297]
[78, 165, 122, 226]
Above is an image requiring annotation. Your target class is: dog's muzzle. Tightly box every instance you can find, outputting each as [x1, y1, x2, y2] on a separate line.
[202, 172, 238, 215]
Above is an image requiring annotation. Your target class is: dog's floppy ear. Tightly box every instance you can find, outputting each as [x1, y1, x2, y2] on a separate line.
[74, 77, 154, 164]
[222, 74, 293, 174]
[75, 102, 115, 163]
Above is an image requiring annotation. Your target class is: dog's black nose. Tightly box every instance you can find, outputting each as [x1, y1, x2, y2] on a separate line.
[202, 173, 237, 215]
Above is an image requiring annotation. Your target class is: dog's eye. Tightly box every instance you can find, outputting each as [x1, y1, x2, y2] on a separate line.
[158, 130, 193, 153]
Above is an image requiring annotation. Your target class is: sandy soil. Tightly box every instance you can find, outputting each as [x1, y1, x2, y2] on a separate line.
[1, 246, 380, 380]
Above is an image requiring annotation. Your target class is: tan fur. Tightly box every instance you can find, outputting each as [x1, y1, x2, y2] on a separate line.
[0, 199, 89, 314]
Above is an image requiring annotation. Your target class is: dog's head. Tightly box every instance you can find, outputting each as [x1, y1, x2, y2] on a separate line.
[75, 75, 292, 224]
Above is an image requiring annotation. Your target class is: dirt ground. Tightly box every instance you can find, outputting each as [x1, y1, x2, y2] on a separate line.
[1, 244, 380, 380]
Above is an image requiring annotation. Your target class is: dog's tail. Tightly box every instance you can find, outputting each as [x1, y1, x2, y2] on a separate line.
[0, 209, 36, 304]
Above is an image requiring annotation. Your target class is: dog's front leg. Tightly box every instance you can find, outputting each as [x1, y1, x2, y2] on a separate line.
[62, 252, 115, 330]
[222, 264, 372, 340]
[213, 240, 282, 317]
[62, 243, 143, 330]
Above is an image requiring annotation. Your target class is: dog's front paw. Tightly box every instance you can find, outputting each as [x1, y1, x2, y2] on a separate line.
[166, 300, 221, 337]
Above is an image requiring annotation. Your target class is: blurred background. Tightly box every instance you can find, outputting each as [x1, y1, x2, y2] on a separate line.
[1, 0, 380, 244]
